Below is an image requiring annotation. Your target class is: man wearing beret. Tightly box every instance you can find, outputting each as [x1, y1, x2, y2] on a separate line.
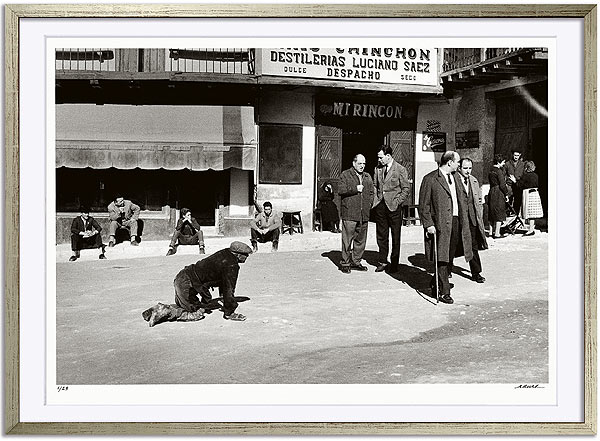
[142, 241, 253, 326]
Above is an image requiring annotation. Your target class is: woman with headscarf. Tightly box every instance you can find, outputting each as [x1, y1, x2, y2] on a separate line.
[318, 182, 341, 233]
[515, 160, 543, 236]
[488, 154, 509, 239]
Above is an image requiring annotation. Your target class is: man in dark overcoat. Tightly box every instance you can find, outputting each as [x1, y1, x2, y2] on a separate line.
[69, 206, 106, 261]
[142, 241, 253, 326]
[418, 151, 472, 304]
[455, 158, 488, 283]
[338, 154, 374, 273]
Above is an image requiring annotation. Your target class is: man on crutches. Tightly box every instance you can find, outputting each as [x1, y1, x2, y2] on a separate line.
[418, 151, 473, 304]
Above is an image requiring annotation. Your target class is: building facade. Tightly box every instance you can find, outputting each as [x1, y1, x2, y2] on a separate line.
[55, 46, 547, 242]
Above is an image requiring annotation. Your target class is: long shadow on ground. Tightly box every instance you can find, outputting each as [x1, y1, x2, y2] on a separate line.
[321, 250, 450, 304]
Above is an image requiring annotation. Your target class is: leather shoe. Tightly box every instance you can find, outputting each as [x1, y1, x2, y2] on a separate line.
[439, 295, 454, 304]
[340, 266, 351, 274]
[375, 263, 388, 273]
[99, 253, 107, 260]
[351, 264, 368, 272]
[473, 274, 486, 283]
[69, 255, 78, 262]
[385, 265, 398, 274]
[166, 248, 176, 256]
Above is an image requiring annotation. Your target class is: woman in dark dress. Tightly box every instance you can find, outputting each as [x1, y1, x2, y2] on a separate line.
[318, 182, 340, 233]
[514, 160, 542, 236]
[488, 154, 509, 239]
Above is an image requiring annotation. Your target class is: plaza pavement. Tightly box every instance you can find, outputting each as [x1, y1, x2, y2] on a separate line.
[55, 223, 549, 385]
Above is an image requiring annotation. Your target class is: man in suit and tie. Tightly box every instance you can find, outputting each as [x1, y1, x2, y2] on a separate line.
[454, 158, 488, 283]
[372, 145, 411, 273]
[338, 154, 374, 273]
[69, 206, 106, 261]
[418, 151, 473, 304]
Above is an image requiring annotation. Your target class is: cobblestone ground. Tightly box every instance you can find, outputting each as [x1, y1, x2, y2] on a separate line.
[56, 227, 548, 385]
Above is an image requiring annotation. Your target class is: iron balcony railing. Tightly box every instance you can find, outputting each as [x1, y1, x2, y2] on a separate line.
[442, 48, 524, 73]
[55, 48, 255, 75]
[167, 48, 255, 74]
[55, 48, 117, 71]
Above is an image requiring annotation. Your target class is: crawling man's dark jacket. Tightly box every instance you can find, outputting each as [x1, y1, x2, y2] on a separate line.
[180, 248, 240, 314]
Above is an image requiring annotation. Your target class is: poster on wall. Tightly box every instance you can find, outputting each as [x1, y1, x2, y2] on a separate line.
[422, 131, 447, 152]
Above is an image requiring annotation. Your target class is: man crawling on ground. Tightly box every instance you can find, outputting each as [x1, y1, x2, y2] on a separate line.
[142, 241, 252, 326]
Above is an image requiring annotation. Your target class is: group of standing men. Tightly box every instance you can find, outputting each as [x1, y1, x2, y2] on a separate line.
[338, 145, 412, 274]
[338, 147, 487, 305]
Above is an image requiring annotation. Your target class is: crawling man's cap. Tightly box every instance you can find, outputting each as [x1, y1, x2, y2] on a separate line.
[230, 241, 253, 255]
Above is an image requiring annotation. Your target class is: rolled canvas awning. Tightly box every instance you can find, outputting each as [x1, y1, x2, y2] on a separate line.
[56, 104, 257, 171]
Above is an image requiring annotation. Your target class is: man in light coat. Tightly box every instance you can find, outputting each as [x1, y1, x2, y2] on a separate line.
[338, 154, 374, 273]
[372, 145, 411, 274]
[455, 158, 488, 283]
[418, 151, 472, 304]
[107, 195, 141, 247]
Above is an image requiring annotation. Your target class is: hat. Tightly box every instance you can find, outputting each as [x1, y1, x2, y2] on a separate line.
[230, 241, 253, 255]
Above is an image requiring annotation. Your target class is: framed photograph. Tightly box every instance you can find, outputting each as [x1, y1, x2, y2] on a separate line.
[5, 3, 596, 436]
[455, 131, 480, 149]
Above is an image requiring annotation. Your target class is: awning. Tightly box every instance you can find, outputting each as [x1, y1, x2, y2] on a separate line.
[56, 104, 257, 171]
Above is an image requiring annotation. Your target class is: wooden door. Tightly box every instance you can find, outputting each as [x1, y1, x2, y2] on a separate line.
[315, 125, 343, 211]
[387, 131, 415, 204]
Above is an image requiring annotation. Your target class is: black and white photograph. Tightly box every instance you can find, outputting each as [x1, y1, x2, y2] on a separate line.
[7, 3, 594, 433]
[51, 44, 551, 398]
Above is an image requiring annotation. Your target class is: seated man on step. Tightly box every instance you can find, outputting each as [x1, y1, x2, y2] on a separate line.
[107, 194, 141, 247]
[69, 206, 106, 261]
[166, 208, 205, 256]
[250, 201, 281, 252]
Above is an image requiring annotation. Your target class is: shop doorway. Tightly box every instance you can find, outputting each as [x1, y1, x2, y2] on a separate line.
[315, 126, 415, 220]
[341, 129, 388, 172]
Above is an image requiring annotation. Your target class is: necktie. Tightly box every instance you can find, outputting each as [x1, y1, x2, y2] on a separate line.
[464, 177, 468, 186]
[384, 166, 388, 179]
[447, 174, 452, 186]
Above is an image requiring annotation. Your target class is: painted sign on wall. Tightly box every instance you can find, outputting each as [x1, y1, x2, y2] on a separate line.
[315, 96, 418, 129]
[422, 132, 447, 152]
[258, 48, 439, 86]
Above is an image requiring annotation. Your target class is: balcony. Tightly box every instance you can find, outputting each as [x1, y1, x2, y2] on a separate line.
[55, 48, 116, 72]
[55, 48, 255, 76]
[441, 47, 548, 91]
[167, 48, 255, 74]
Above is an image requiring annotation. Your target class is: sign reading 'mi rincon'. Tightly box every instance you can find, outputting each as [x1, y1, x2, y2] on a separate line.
[258, 48, 439, 86]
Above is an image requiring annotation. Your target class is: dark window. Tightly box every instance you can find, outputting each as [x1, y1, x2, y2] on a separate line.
[55, 168, 228, 226]
[259, 124, 302, 184]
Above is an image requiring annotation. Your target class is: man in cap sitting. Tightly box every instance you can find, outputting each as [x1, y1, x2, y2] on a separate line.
[142, 241, 253, 326]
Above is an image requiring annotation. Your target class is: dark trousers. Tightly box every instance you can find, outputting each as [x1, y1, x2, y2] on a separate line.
[340, 219, 368, 267]
[433, 216, 460, 296]
[169, 230, 204, 250]
[174, 269, 238, 316]
[449, 221, 482, 277]
[71, 233, 104, 253]
[251, 228, 280, 245]
[374, 202, 403, 269]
